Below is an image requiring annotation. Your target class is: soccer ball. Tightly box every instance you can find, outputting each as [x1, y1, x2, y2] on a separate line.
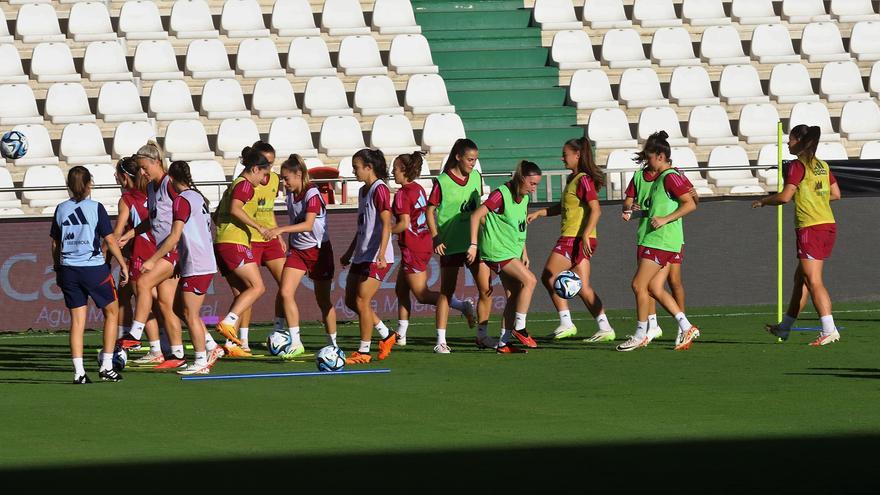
[267, 330, 292, 356]
[553, 270, 582, 299]
[315, 345, 345, 372]
[97, 347, 127, 371]
[0, 130, 28, 159]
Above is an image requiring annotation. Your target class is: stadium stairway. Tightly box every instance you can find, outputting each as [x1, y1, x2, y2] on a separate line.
[413, 0, 585, 199]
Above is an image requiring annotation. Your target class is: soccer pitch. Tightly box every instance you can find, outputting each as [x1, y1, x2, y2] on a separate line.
[2, 303, 879, 488]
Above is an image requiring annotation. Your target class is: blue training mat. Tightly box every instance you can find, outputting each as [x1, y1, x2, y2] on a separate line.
[181, 369, 391, 381]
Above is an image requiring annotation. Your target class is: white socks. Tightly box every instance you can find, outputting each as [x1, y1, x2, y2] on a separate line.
[596, 313, 613, 332]
[674, 313, 692, 333]
[130, 321, 146, 340]
[779, 314, 797, 331]
[375, 321, 390, 340]
[327, 333, 338, 347]
[634, 321, 648, 340]
[288, 326, 302, 346]
[648, 314, 659, 329]
[194, 351, 207, 366]
[170, 345, 184, 359]
[221, 312, 239, 326]
[514, 312, 527, 331]
[437, 328, 447, 345]
[149, 340, 161, 355]
[450, 295, 467, 312]
[397, 320, 409, 338]
[559, 310, 573, 328]
[239, 327, 249, 344]
[100, 353, 112, 371]
[204, 332, 217, 352]
[358, 340, 371, 353]
[820, 315, 836, 335]
[73, 357, 85, 376]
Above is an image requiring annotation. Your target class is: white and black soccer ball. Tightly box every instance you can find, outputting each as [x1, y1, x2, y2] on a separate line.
[553, 270, 582, 299]
[0, 130, 28, 160]
[315, 345, 345, 372]
[267, 330, 292, 356]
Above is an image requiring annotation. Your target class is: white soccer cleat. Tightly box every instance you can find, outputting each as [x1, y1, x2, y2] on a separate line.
[583, 328, 616, 343]
[809, 330, 840, 346]
[396, 335, 407, 346]
[433, 343, 452, 354]
[616, 335, 649, 352]
[647, 326, 663, 343]
[674, 327, 701, 351]
[177, 362, 211, 375]
[206, 346, 225, 367]
[550, 324, 577, 340]
[131, 352, 165, 365]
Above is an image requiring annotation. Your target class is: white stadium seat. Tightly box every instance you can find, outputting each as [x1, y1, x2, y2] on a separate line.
[839, 100, 880, 141]
[148, 80, 199, 121]
[338, 36, 388, 76]
[85, 164, 121, 202]
[60, 123, 111, 165]
[781, 0, 831, 23]
[112, 121, 157, 158]
[0, 84, 42, 125]
[97, 81, 148, 122]
[372, 0, 421, 34]
[370, 114, 421, 156]
[687, 105, 738, 146]
[134, 40, 184, 80]
[68, 2, 116, 42]
[269, 117, 318, 157]
[707, 145, 761, 187]
[30, 43, 80, 83]
[757, 144, 795, 186]
[601, 29, 650, 68]
[45, 82, 96, 124]
[650, 27, 700, 67]
[321, 0, 371, 36]
[287, 37, 337, 77]
[669, 147, 710, 188]
[216, 118, 261, 159]
[618, 68, 668, 108]
[0, 45, 28, 84]
[719, 64, 769, 105]
[633, 0, 681, 28]
[801, 22, 851, 63]
[816, 142, 848, 160]
[872, 61, 880, 96]
[583, 0, 632, 29]
[550, 30, 600, 70]
[319, 115, 367, 156]
[682, 0, 730, 26]
[388, 35, 439, 75]
[567, 69, 618, 109]
[15, 4, 65, 43]
[830, 0, 880, 22]
[236, 38, 286, 78]
[170, 0, 220, 39]
[728, 185, 766, 195]
[587, 108, 637, 149]
[731, 0, 781, 24]
[118, 0, 168, 40]
[23, 166, 68, 208]
[533, 0, 582, 30]
[738, 103, 782, 144]
[637, 107, 687, 146]
[252, 78, 302, 118]
[0, 10, 13, 44]
[769, 63, 820, 103]
[668, 66, 720, 106]
[9, 124, 58, 167]
[860, 141, 880, 159]
[200, 78, 251, 120]
[188, 160, 227, 203]
[164, 120, 215, 161]
[0, 168, 22, 209]
[789, 102, 841, 141]
[751, 24, 800, 64]
[354, 76, 403, 115]
[83, 41, 133, 82]
[303, 76, 353, 117]
[221, 0, 270, 38]
[185, 39, 236, 79]
[604, 148, 638, 193]
[820, 61, 870, 102]
[700, 26, 750, 66]
[420, 113, 466, 154]
[850, 21, 880, 61]
[271, 0, 320, 36]
[404, 74, 456, 115]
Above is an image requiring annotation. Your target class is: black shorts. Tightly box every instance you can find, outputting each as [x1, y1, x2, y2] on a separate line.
[58, 265, 118, 309]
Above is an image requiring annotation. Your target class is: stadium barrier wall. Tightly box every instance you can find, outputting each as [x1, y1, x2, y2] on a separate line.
[0, 196, 876, 332]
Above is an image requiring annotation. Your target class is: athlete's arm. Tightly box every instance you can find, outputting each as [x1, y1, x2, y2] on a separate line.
[113, 197, 131, 241]
[269, 212, 317, 237]
[521, 244, 530, 268]
[103, 232, 130, 286]
[651, 192, 696, 229]
[752, 184, 796, 207]
[142, 220, 183, 275]
[581, 199, 601, 256]
[229, 198, 272, 239]
[466, 204, 489, 264]
[376, 209, 392, 269]
[391, 213, 410, 234]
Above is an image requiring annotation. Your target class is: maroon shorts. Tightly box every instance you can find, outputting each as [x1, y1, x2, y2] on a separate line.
[215, 243, 255, 276]
[250, 239, 286, 265]
[483, 258, 513, 274]
[637, 245, 681, 267]
[552, 236, 598, 265]
[796, 224, 836, 260]
[400, 248, 432, 274]
[284, 243, 335, 281]
[440, 252, 478, 267]
[350, 261, 392, 281]
[669, 245, 683, 265]
[180, 273, 214, 295]
[129, 257, 146, 282]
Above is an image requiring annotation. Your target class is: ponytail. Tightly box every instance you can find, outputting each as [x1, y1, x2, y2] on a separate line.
[353, 148, 389, 181]
[443, 138, 478, 171]
[634, 130, 672, 167]
[790, 124, 821, 163]
[67, 166, 93, 203]
[280, 154, 311, 188]
[563, 137, 605, 190]
[240, 146, 272, 173]
[168, 160, 210, 209]
[135, 140, 165, 171]
[395, 151, 425, 181]
[508, 160, 542, 197]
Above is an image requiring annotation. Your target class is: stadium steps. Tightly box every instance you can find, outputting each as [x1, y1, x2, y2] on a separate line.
[415, 0, 583, 199]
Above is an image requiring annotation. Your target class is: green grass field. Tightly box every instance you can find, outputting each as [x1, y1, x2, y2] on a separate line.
[2, 302, 878, 487]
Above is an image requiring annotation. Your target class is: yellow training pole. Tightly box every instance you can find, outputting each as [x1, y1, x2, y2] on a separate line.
[777, 122, 784, 322]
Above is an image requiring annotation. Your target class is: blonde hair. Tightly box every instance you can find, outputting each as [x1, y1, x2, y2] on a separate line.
[280, 154, 310, 187]
[135, 140, 166, 171]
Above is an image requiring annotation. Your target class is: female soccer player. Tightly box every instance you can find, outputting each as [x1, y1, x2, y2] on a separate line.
[234, 141, 286, 351]
[467, 161, 542, 353]
[266, 154, 337, 358]
[527, 138, 615, 342]
[426, 139, 494, 350]
[753, 125, 841, 346]
[52, 166, 130, 383]
[618, 131, 699, 352]
[340, 149, 396, 364]
[158, 161, 222, 375]
[213, 146, 274, 354]
[391, 151, 474, 353]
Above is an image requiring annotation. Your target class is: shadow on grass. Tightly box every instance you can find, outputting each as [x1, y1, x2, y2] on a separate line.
[787, 367, 880, 380]
[1, 435, 877, 490]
